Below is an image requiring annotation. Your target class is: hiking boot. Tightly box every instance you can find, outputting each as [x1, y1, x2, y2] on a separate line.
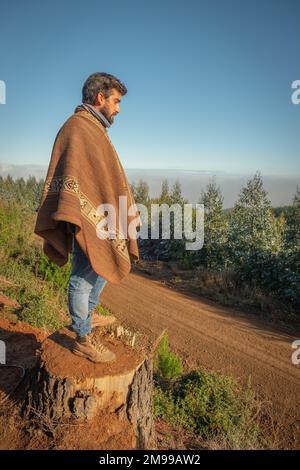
[72, 335, 116, 363]
[91, 312, 117, 329]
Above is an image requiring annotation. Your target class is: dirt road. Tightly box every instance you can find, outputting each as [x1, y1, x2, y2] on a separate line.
[102, 271, 300, 445]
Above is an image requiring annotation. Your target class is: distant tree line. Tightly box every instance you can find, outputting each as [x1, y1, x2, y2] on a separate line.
[0, 175, 44, 211]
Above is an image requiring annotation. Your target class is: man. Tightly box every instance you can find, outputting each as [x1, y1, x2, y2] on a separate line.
[34, 73, 141, 363]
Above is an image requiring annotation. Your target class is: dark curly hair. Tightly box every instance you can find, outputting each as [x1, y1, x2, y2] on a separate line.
[82, 72, 127, 104]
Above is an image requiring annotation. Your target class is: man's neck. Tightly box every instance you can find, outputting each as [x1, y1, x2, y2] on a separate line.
[81, 103, 111, 128]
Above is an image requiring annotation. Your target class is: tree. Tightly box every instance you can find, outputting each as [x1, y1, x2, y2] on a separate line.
[195, 179, 228, 269]
[159, 179, 171, 205]
[284, 186, 300, 251]
[170, 180, 187, 205]
[228, 172, 284, 263]
[131, 179, 150, 207]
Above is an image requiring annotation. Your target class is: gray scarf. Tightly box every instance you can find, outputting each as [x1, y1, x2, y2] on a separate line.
[77, 103, 111, 128]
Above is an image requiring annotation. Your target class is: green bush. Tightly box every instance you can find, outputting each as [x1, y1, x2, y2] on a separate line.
[37, 254, 71, 293]
[154, 370, 261, 449]
[97, 304, 112, 316]
[236, 250, 300, 306]
[0, 200, 67, 330]
[0, 257, 66, 330]
[154, 331, 183, 379]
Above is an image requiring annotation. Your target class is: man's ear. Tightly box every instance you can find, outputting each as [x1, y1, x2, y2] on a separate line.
[95, 91, 105, 106]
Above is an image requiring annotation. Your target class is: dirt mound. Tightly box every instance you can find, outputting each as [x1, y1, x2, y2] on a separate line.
[53, 410, 137, 450]
[0, 317, 47, 401]
[0, 294, 20, 309]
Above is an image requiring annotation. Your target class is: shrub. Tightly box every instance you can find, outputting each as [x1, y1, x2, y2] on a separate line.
[154, 331, 183, 380]
[37, 255, 71, 293]
[154, 370, 261, 449]
[236, 250, 300, 307]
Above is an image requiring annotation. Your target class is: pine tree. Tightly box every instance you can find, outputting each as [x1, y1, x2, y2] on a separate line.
[284, 186, 300, 251]
[197, 179, 228, 268]
[170, 180, 187, 205]
[228, 172, 283, 262]
[131, 179, 150, 207]
[159, 179, 171, 205]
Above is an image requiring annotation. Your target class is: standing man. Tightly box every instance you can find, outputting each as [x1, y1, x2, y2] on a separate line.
[34, 73, 141, 363]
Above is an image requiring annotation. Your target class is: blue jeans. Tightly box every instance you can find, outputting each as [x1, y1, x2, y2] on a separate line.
[68, 233, 107, 337]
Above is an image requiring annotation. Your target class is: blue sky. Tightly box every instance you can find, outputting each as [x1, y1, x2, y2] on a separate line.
[0, 0, 299, 177]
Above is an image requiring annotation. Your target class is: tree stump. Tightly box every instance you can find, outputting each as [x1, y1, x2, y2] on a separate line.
[25, 326, 156, 449]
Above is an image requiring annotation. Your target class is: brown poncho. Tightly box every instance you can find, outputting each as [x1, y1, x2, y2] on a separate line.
[34, 107, 141, 284]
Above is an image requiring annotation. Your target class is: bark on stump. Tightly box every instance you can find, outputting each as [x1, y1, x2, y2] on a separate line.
[25, 327, 156, 449]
